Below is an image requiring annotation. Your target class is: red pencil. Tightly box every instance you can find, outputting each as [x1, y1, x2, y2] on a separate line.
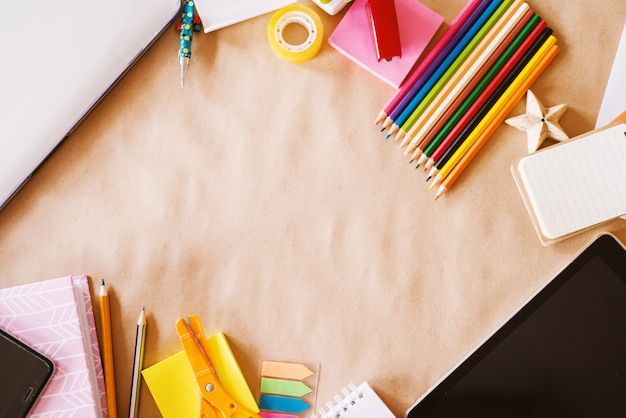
[375, 0, 483, 127]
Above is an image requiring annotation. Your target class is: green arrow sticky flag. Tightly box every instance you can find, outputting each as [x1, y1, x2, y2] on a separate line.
[260, 378, 313, 397]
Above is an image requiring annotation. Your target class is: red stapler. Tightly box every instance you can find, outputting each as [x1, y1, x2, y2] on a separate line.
[366, 0, 402, 61]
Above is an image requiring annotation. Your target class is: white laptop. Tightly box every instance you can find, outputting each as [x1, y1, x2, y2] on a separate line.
[0, 0, 180, 210]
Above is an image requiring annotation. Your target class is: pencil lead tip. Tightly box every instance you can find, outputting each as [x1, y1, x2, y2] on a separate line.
[101, 278, 105, 286]
[385, 133, 391, 140]
[434, 194, 440, 201]
[426, 176, 432, 182]
[415, 163, 420, 169]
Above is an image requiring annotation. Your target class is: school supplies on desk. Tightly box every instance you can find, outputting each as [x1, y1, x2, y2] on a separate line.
[329, 0, 443, 88]
[142, 321, 258, 417]
[511, 113, 626, 245]
[312, 381, 395, 418]
[0, 275, 107, 416]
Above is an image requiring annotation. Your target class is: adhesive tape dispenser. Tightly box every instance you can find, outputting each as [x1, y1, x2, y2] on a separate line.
[267, 4, 324, 63]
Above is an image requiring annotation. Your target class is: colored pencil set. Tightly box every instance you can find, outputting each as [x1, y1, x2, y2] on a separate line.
[374, 0, 559, 199]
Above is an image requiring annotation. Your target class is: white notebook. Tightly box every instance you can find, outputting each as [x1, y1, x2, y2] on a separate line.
[512, 121, 626, 245]
[313, 381, 395, 418]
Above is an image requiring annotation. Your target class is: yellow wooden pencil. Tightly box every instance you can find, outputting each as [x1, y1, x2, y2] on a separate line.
[99, 279, 117, 418]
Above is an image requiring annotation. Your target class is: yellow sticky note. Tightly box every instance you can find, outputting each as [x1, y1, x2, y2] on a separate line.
[142, 332, 259, 417]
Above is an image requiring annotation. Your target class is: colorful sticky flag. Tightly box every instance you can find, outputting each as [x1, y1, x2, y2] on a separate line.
[259, 361, 317, 417]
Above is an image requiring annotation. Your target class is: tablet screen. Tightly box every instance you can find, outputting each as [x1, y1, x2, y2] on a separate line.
[407, 234, 626, 417]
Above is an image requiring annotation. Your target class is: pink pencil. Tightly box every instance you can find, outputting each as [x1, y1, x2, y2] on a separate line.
[375, 0, 483, 127]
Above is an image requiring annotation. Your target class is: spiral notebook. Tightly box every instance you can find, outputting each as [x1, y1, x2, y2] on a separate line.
[312, 381, 395, 418]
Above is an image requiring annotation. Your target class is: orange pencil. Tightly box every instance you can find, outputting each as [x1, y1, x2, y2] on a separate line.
[99, 279, 117, 418]
[434, 43, 560, 200]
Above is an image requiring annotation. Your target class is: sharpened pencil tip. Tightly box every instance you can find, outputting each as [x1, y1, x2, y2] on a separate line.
[385, 133, 391, 139]
[415, 163, 420, 169]
[426, 176, 432, 182]
[101, 278, 105, 286]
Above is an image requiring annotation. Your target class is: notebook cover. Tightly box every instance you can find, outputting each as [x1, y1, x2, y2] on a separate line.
[0, 275, 107, 417]
[328, 0, 443, 88]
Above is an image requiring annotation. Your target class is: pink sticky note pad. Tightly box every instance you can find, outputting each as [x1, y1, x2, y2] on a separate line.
[329, 0, 444, 88]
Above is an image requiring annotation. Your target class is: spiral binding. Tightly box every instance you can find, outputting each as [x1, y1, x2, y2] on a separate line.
[311, 383, 364, 418]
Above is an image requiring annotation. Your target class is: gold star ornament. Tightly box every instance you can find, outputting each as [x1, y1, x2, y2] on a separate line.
[505, 89, 569, 153]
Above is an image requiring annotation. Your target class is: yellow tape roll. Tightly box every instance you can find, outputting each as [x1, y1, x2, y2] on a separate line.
[268, 4, 324, 63]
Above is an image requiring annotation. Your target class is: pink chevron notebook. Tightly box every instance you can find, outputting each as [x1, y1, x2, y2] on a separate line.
[0, 275, 107, 417]
[328, 0, 443, 88]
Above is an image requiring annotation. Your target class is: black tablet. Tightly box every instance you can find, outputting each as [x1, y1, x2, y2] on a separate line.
[406, 233, 626, 418]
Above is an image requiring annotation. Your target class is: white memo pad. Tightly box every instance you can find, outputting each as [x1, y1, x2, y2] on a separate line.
[513, 123, 626, 244]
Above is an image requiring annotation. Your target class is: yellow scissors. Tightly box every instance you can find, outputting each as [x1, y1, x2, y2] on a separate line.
[175, 314, 260, 418]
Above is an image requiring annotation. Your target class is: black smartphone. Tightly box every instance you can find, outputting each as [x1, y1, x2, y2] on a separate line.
[0, 328, 54, 418]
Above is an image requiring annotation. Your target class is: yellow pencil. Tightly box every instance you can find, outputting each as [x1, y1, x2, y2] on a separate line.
[100, 279, 117, 418]
[435, 43, 560, 199]
[429, 34, 558, 190]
